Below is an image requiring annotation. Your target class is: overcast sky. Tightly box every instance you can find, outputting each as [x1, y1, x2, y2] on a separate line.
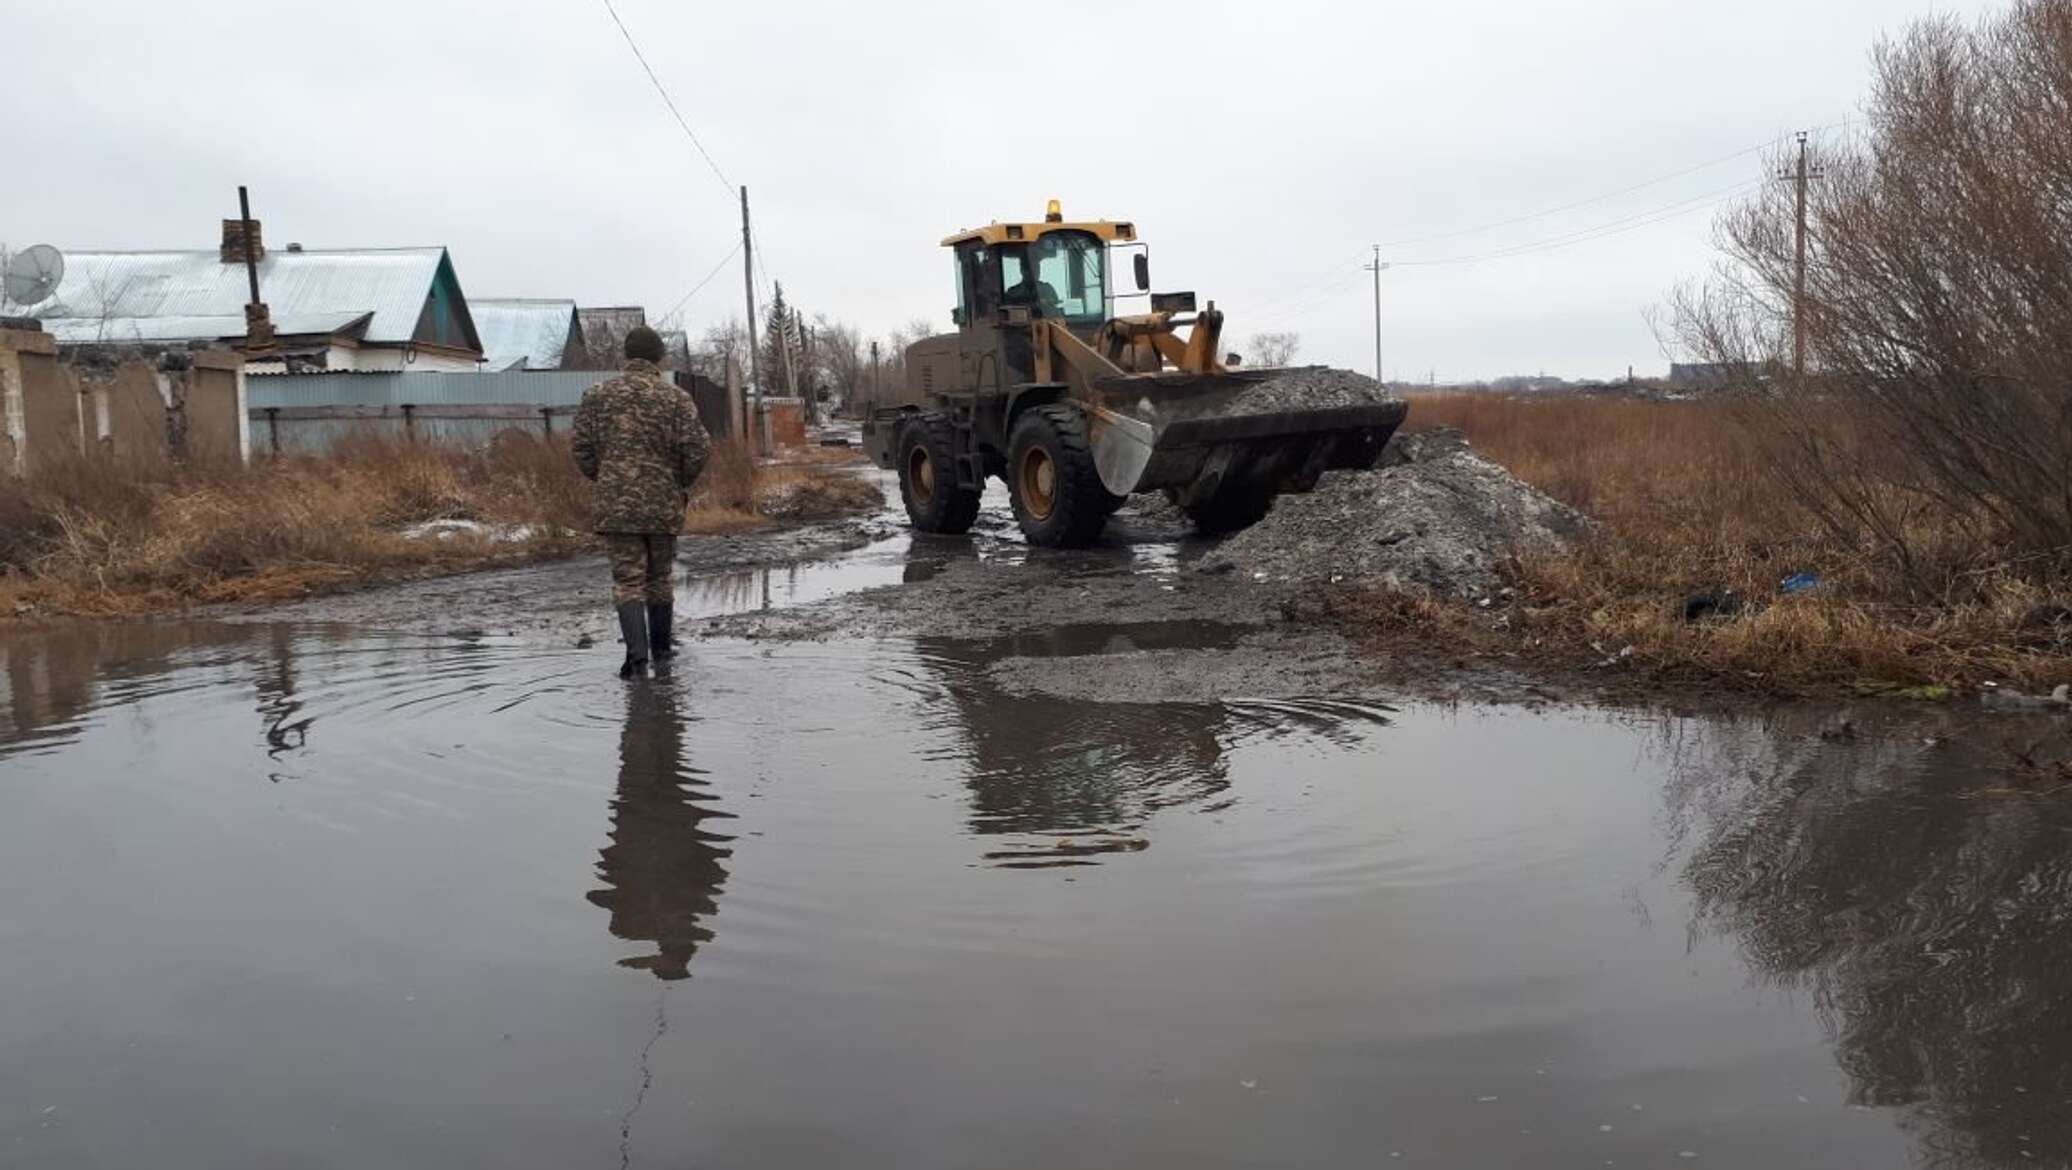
[6, 0, 2003, 381]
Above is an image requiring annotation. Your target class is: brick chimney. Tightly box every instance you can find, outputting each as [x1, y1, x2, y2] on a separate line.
[221, 218, 264, 265]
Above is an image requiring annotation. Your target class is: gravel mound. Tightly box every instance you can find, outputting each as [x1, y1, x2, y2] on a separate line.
[1211, 366, 1402, 417]
[1200, 429, 1589, 599]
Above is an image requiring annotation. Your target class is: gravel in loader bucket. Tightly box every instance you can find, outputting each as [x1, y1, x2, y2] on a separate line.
[1084, 365, 1408, 503]
[1204, 367, 1402, 417]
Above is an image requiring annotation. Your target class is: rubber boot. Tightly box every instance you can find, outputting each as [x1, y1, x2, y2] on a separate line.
[616, 601, 650, 679]
[647, 601, 675, 661]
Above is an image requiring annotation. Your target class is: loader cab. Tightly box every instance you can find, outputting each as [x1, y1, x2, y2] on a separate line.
[955, 231, 1108, 331]
[947, 209, 1136, 336]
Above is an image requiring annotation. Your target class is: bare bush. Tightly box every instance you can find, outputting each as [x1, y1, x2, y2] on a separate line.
[1246, 331, 1302, 368]
[1672, 0, 2072, 595]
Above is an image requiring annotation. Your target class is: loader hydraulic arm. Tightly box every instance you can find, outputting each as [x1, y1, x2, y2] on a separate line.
[1033, 303, 1227, 391]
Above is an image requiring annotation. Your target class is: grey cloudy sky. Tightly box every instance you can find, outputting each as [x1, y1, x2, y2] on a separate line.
[7, 0, 2001, 381]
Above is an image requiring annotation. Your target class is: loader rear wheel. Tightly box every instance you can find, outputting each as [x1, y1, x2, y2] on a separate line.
[898, 414, 980, 535]
[1008, 405, 1118, 548]
[1181, 485, 1276, 536]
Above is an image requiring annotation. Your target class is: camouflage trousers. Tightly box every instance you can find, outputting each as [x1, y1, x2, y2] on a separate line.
[604, 534, 678, 606]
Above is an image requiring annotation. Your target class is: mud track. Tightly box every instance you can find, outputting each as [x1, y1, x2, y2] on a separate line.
[240, 473, 1625, 709]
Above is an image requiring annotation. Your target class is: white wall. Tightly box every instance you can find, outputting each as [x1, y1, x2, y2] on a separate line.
[245, 344, 480, 375]
[350, 347, 480, 373]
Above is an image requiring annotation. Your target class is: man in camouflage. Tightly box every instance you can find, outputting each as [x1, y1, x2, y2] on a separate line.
[573, 326, 711, 678]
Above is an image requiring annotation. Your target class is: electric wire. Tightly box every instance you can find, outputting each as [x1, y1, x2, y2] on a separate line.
[659, 241, 743, 323]
[598, 0, 734, 197]
[1393, 176, 1766, 267]
[1377, 117, 1853, 249]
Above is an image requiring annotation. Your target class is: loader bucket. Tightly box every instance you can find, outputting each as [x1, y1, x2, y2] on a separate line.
[1077, 368, 1408, 502]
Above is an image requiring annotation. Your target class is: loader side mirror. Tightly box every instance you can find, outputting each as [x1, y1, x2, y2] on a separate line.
[1133, 253, 1150, 292]
[951, 307, 967, 326]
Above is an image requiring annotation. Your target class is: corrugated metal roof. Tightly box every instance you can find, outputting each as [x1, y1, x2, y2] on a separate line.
[472, 299, 576, 371]
[30, 248, 448, 344]
[248, 370, 619, 409]
[42, 311, 370, 345]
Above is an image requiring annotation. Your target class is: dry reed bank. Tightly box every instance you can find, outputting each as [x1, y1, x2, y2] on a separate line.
[1349, 393, 2072, 695]
[0, 434, 879, 617]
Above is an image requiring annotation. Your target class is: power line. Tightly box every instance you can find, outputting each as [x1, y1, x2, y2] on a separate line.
[1393, 176, 1765, 267]
[598, 0, 734, 197]
[659, 241, 743, 322]
[1247, 266, 1370, 333]
[1378, 119, 1852, 250]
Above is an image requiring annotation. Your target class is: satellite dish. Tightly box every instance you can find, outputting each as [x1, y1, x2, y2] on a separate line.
[4, 244, 65, 307]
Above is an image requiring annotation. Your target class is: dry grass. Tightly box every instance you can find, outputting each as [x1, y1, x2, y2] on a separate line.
[1357, 393, 2072, 694]
[0, 431, 878, 617]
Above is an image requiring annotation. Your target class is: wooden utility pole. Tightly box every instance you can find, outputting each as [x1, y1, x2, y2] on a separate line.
[740, 186, 762, 408]
[869, 339, 880, 415]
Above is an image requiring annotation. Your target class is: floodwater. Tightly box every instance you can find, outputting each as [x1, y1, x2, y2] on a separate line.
[5, 614, 2071, 1168]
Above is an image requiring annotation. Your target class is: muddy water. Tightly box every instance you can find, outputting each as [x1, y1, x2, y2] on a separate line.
[4, 619, 2069, 1169]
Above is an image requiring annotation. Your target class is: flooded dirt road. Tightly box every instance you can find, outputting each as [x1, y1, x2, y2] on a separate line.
[8, 490, 2072, 1168]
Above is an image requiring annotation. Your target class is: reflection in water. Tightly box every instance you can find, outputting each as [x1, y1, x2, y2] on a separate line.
[1677, 712, 2072, 1170]
[3, 622, 310, 762]
[254, 624, 313, 770]
[913, 632, 1231, 867]
[587, 676, 734, 979]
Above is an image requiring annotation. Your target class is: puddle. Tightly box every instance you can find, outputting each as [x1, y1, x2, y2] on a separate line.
[4, 622, 2065, 1168]
[677, 534, 919, 620]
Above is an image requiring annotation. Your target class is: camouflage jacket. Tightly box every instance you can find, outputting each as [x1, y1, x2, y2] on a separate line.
[572, 360, 712, 534]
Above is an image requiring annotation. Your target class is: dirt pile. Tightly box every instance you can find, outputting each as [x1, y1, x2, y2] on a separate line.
[1211, 367, 1403, 417]
[1200, 427, 1589, 599]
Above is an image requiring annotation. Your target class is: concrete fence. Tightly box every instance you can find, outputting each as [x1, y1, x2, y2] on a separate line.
[0, 323, 248, 473]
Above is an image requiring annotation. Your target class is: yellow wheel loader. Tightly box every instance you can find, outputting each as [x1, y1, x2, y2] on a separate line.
[862, 203, 1408, 548]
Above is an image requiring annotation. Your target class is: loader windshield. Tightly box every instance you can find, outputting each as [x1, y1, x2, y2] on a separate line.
[1031, 231, 1106, 326]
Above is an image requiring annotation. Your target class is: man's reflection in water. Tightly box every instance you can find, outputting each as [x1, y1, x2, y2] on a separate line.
[587, 676, 733, 980]
[1677, 713, 2072, 1170]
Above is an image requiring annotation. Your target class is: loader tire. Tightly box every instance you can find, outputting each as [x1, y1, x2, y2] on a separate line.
[1182, 485, 1275, 535]
[898, 414, 980, 535]
[1008, 404, 1118, 548]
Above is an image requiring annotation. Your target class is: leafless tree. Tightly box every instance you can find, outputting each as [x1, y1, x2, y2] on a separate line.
[692, 317, 749, 385]
[810, 314, 866, 411]
[1669, 0, 2072, 593]
[1246, 331, 1301, 368]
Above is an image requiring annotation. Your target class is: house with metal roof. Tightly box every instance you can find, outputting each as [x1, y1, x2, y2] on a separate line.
[570, 306, 648, 369]
[471, 298, 580, 371]
[28, 219, 484, 374]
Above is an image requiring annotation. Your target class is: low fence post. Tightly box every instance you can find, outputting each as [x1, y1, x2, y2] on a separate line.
[264, 406, 281, 455]
[401, 403, 416, 442]
[540, 407, 553, 437]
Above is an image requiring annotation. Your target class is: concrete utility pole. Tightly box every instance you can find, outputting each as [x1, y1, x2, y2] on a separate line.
[777, 302, 800, 402]
[869, 339, 880, 415]
[740, 186, 762, 409]
[799, 321, 818, 426]
[1364, 245, 1391, 384]
[1787, 131, 1823, 381]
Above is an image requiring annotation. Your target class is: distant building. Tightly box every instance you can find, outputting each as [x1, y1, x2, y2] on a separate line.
[471, 299, 581, 371]
[571, 306, 648, 370]
[1668, 361, 1768, 389]
[29, 218, 484, 374]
